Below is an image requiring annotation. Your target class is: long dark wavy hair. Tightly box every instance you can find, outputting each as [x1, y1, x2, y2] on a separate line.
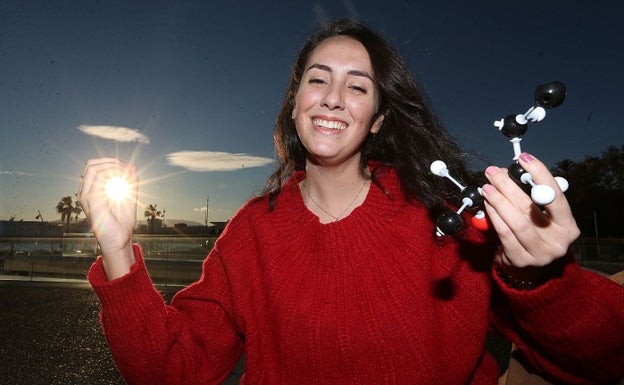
[263, 19, 475, 216]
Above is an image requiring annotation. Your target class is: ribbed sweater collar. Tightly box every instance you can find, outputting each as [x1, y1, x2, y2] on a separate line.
[268, 164, 411, 233]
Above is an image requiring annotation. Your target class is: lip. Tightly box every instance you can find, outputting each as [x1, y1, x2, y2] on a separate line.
[311, 115, 349, 133]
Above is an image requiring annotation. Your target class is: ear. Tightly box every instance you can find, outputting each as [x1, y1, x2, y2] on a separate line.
[370, 114, 385, 134]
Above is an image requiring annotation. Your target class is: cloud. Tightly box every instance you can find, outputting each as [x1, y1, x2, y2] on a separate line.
[313, 4, 329, 26]
[166, 151, 274, 172]
[313, 2, 359, 26]
[342, 0, 359, 19]
[193, 207, 207, 212]
[78, 125, 150, 144]
[0, 170, 34, 176]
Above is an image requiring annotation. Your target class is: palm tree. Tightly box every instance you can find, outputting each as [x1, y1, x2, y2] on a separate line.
[144, 204, 162, 234]
[55, 196, 75, 232]
[73, 202, 83, 223]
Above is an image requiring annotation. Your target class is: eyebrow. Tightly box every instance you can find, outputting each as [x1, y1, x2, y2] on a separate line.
[306, 63, 374, 81]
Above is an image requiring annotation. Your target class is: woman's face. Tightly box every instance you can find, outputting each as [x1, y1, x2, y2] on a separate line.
[293, 35, 384, 167]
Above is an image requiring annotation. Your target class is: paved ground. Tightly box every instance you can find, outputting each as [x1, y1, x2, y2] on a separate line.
[0, 281, 248, 385]
[0, 282, 126, 385]
[0, 280, 509, 385]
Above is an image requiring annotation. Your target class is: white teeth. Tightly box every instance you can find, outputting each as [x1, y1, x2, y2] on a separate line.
[313, 118, 347, 130]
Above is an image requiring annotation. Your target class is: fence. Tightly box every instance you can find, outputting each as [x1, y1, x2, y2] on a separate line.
[0, 234, 217, 286]
[1, 235, 623, 285]
[569, 237, 624, 275]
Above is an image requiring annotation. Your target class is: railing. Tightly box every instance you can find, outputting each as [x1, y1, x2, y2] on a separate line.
[569, 237, 624, 275]
[1, 235, 623, 285]
[0, 234, 217, 286]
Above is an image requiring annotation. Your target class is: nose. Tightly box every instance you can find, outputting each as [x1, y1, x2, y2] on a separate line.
[321, 83, 344, 110]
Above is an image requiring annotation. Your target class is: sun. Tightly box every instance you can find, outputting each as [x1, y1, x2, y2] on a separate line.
[105, 176, 131, 201]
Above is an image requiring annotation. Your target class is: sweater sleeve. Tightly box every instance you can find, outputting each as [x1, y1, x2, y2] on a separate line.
[88, 244, 243, 385]
[489, 256, 624, 385]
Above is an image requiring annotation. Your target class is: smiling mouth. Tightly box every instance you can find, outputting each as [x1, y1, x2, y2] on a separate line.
[312, 118, 347, 131]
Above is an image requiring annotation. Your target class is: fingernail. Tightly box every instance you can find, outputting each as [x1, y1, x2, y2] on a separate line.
[481, 184, 496, 195]
[519, 152, 534, 162]
[485, 166, 500, 176]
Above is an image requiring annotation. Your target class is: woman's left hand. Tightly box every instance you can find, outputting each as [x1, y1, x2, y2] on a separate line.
[481, 152, 580, 268]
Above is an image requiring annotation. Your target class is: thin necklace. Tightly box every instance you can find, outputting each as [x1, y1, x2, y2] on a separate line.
[303, 179, 367, 222]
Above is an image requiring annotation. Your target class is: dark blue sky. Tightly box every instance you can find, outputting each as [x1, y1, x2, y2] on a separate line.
[1, 1, 622, 223]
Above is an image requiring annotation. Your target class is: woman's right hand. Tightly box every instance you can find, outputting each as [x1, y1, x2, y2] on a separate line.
[77, 158, 138, 280]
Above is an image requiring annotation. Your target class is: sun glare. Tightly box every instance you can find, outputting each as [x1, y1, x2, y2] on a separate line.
[105, 177, 130, 201]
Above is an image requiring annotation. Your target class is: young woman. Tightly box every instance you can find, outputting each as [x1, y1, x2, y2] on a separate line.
[78, 19, 623, 385]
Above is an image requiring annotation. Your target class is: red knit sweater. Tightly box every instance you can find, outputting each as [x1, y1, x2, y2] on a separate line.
[89, 167, 624, 385]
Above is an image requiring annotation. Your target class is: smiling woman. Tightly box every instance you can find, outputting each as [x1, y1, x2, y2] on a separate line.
[78, 18, 624, 385]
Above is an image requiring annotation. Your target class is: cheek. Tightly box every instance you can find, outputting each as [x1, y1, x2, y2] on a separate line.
[294, 87, 317, 110]
[350, 101, 377, 124]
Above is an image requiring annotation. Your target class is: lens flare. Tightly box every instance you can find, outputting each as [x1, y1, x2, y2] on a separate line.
[105, 177, 130, 201]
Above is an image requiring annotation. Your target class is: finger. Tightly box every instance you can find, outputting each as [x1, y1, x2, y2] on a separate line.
[482, 197, 513, 243]
[109, 164, 139, 224]
[516, 152, 575, 223]
[82, 157, 125, 188]
[78, 159, 128, 220]
[484, 164, 556, 231]
[484, 166, 534, 213]
[482, 181, 557, 262]
[516, 153, 554, 186]
[482, 187, 537, 266]
[484, 201, 547, 267]
[79, 159, 117, 209]
[484, 180, 575, 265]
[85, 159, 127, 193]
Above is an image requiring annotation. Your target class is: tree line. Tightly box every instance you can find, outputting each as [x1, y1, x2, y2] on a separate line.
[552, 145, 624, 237]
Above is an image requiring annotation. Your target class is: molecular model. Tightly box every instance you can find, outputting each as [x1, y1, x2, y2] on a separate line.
[430, 160, 489, 237]
[431, 81, 570, 237]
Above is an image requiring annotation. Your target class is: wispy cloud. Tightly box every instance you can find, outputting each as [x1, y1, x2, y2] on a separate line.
[0, 169, 34, 176]
[166, 151, 274, 172]
[313, 4, 329, 26]
[78, 125, 150, 144]
[313, 2, 359, 26]
[193, 207, 207, 212]
[342, 0, 359, 19]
